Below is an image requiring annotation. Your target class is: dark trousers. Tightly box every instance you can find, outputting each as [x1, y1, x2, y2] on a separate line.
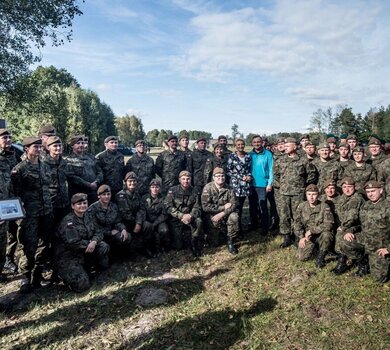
[249, 187, 269, 231]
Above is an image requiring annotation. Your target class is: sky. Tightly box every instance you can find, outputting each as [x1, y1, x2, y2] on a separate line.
[37, 0, 390, 138]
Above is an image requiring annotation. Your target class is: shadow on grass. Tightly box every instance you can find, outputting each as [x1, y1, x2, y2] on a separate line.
[118, 297, 278, 350]
[1, 268, 230, 349]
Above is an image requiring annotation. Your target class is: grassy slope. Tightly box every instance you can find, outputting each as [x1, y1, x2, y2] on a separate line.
[1, 232, 390, 350]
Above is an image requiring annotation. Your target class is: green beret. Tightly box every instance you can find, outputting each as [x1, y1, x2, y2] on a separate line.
[71, 193, 88, 204]
[368, 137, 382, 146]
[22, 136, 42, 147]
[97, 184, 111, 195]
[364, 181, 383, 189]
[306, 184, 319, 193]
[323, 179, 336, 188]
[276, 137, 285, 144]
[104, 136, 118, 143]
[338, 142, 350, 149]
[125, 171, 137, 181]
[340, 177, 355, 186]
[69, 135, 85, 146]
[346, 134, 358, 141]
[46, 136, 61, 147]
[352, 146, 364, 153]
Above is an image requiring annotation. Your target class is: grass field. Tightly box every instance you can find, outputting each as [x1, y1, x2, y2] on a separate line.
[1, 230, 390, 350]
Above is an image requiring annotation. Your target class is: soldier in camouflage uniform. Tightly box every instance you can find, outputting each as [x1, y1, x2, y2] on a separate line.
[201, 167, 239, 254]
[331, 177, 364, 275]
[125, 140, 156, 196]
[339, 181, 390, 282]
[164, 170, 203, 257]
[155, 135, 188, 194]
[116, 172, 154, 257]
[378, 156, 390, 197]
[343, 146, 376, 194]
[273, 137, 317, 248]
[192, 137, 212, 194]
[143, 179, 170, 254]
[87, 185, 130, 253]
[42, 136, 70, 227]
[38, 124, 56, 153]
[312, 143, 341, 190]
[303, 142, 317, 163]
[346, 134, 358, 152]
[95, 136, 125, 199]
[12, 137, 53, 292]
[0, 128, 19, 275]
[54, 193, 110, 292]
[217, 135, 232, 159]
[338, 143, 352, 171]
[367, 137, 387, 169]
[204, 143, 229, 185]
[0, 129, 14, 282]
[179, 133, 193, 174]
[295, 184, 334, 268]
[327, 136, 339, 160]
[66, 135, 103, 204]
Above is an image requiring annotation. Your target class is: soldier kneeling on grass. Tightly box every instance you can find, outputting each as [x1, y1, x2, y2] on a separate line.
[54, 193, 110, 292]
[295, 184, 335, 268]
[201, 167, 239, 254]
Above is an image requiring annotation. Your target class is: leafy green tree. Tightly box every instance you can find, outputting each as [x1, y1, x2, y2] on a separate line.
[231, 124, 240, 141]
[115, 114, 145, 147]
[146, 129, 159, 147]
[0, 0, 83, 91]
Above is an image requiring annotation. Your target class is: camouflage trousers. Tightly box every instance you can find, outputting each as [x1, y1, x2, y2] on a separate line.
[0, 222, 9, 271]
[297, 231, 333, 261]
[123, 220, 154, 254]
[56, 241, 110, 292]
[204, 212, 239, 247]
[144, 221, 170, 252]
[339, 235, 390, 282]
[17, 214, 53, 280]
[169, 217, 203, 250]
[279, 194, 304, 235]
[6, 220, 18, 260]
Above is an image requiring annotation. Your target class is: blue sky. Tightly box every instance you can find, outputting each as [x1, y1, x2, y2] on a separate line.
[38, 0, 390, 138]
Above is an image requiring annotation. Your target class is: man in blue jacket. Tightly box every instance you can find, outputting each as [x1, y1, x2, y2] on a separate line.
[249, 135, 274, 235]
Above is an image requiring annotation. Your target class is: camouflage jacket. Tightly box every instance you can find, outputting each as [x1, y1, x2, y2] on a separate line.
[142, 193, 168, 226]
[125, 154, 155, 195]
[274, 153, 317, 196]
[65, 152, 103, 193]
[12, 159, 52, 217]
[378, 158, 390, 196]
[294, 200, 334, 239]
[95, 150, 125, 192]
[115, 189, 146, 225]
[312, 158, 341, 189]
[155, 150, 188, 192]
[42, 154, 69, 208]
[204, 155, 228, 185]
[164, 185, 201, 220]
[201, 182, 236, 216]
[343, 162, 376, 192]
[55, 212, 103, 257]
[86, 201, 126, 237]
[338, 159, 353, 172]
[367, 152, 388, 170]
[359, 197, 390, 252]
[180, 148, 193, 174]
[192, 149, 213, 188]
[0, 149, 13, 199]
[334, 192, 364, 234]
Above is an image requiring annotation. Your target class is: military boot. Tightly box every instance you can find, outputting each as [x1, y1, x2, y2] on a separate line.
[191, 237, 202, 258]
[19, 276, 32, 294]
[4, 256, 18, 274]
[332, 255, 348, 275]
[316, 251, 327, 268]
[280, 234, 292, 248]
[354, 256, 370, 277]
[227, 238, 238, 255]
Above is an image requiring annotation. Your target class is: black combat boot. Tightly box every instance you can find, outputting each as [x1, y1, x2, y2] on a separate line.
[354, 256, 369, 277]
[280, 234, 292, 248]
[19, 276, 32, 294]
[227, 238, 238, 255]
[316, 251, 327, 268]
[332, 255, 348, 275]
[191, 237, 202, 258]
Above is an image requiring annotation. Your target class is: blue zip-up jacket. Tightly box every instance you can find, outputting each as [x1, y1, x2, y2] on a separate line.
[249, 148, 273, 187]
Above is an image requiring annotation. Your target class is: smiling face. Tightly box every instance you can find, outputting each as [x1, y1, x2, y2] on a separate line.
[368, 144, 381, 157]
[352, 151, 364, 163]
[105, 139, 118, 151]
[213, 173, 225, 187]
[325, 185, 336, 198]
[98, 191, 111, 205]
[168, 138, 178, 151]
[179, 137, 189, 149]
[48, 142, 63, 157]
[179, 175, 191, 189]
[197, 140, 206, 151]
[72, 200, 88, 215]
[72, 140, 85, 154]
[235, 139, 245, 152]
[366, 187, 383, 203]
[252, 137, 263, 151]
[126, 178, 137, 191]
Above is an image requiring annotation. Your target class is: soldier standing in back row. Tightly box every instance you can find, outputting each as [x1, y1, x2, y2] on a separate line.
[191, 137, 212, 194]
[155, 135, 188, 194]
[95, 136, 125, 199]
[12, 137, 53, 293]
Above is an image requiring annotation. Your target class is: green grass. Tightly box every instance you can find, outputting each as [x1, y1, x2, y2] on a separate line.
[1, 232, 390, 350]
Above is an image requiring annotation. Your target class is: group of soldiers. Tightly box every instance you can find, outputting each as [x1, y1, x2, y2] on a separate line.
[0, 126, 389, 294]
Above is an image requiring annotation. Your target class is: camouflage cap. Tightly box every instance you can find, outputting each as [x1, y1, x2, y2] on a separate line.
[104, 136, 118, 143]
[97, 184, 111, 195]
[69, 135, 85, 146]
[71, 193, 88, 204]
[196, 137, 207, 143]
[368, 137, 382, 146]
[0, 128, 11, 136]
[135, 139, 145, 146]
[22, 136, 42, 147]
[46, 136, 61, 147]
[285, 137, 297, 144]
[338, 142, 350, 149]
[124, 171, 138, 181]
[317, 143, 330, 150]
[306, 184, 319, 193]
[323, 179, 337, 188]
[326, 137, 337, 143]
[149, 178, 161, 187]
[179, 170, 191, 178]
[38, 125, 56, 136]
[167, 135, 178, 142]
[346, 134, 358, 141]
[364, 180, 383, 189]
[340, 177, 355, 186]
[352, 146, 364, 153]
[213, 167, 225, 176]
